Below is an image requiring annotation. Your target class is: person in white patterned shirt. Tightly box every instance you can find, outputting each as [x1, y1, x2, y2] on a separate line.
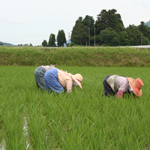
[102, 75, 144, 98]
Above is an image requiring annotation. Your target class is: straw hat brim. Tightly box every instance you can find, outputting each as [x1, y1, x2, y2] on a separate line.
[72, 75, 82, 89]
[127, 77, 142, 97]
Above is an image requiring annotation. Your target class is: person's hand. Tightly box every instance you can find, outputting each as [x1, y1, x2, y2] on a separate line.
[116, 91, 124, 98]
[67, 90, 72, 93]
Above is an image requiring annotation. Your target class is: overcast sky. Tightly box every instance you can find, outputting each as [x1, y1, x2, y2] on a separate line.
[0, 0, 150, 46]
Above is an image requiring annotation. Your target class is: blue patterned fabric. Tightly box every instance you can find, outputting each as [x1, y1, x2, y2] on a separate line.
[44, 68, 64, 93]
[34, 66, 46, 91]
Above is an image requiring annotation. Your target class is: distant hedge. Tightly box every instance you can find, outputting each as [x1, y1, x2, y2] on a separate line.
[0, 46, 150, 67]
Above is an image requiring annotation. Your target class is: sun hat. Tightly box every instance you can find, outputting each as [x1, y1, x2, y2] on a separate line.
[127, 77, 144, 97]
[72, 74, 83, 89]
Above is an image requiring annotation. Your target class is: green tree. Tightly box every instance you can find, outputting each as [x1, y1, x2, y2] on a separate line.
[71, 17, 88, 45]
[120, 31, 129, 46]
[100, 27, 120, 46]
[57, 30, 66, 47]
[42, 40, 47, 47]
[141, 36, 150, 45]
[48, 34, 56, 47]
[82, 15, 95, 45]
[138, 21, 150, 41]
[126, 25, 142, 45]
[95, 9, 124, 35]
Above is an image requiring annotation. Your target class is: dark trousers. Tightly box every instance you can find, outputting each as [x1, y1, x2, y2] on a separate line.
[103, 75, 115, 96]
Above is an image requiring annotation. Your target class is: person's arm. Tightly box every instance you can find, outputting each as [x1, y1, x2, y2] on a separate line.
[65, 80, 73, 93]
[116, 77, 129, 98]
[116, 91, 124, 98]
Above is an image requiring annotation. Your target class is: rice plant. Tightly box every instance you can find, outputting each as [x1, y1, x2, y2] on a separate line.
[0, 66, 150, 150]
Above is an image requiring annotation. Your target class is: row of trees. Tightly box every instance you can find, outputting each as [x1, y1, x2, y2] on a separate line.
[42, 9, 150, 47]
[71, 9, 150, 46]
[42, 30, 66, 47]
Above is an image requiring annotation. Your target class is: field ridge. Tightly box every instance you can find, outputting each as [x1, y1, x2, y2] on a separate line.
[0, 46, 150, 66]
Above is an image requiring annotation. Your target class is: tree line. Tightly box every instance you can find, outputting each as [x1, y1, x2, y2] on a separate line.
[42, 9, 150, 47]
[42, 30, 66, 47]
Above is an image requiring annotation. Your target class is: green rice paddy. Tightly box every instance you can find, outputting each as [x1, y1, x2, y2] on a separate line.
[0, 66, 150, 150]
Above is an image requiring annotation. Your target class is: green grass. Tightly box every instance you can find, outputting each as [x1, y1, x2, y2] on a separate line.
[0, 66, 150, 150]
[1, 46, 150, 66]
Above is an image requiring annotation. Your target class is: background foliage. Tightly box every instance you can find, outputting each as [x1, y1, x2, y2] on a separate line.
[48, 34, 56, 47]
[71, 9, 150, 46]
[57, 30, 66, 47]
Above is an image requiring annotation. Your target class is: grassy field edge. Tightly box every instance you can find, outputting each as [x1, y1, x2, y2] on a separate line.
[1, 46, 150, 66]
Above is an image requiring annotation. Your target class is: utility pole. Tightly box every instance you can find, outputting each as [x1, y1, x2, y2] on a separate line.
[94, 28, 95, 46]
[88, 28, 90, 46]
[141, 34, 142, 45]
[68, 32, 71, 47]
